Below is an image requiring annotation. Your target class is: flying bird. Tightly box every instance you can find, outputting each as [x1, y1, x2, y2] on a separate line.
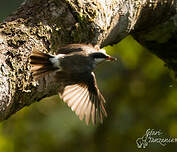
[30, 44, 116, 125]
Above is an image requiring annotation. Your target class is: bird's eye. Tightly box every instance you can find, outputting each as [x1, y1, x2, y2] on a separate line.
[91, 53, 107, 59]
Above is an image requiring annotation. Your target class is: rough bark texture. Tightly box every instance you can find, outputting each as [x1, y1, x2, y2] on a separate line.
[132, 0, 177, 72]
[0, 0, 176, 121]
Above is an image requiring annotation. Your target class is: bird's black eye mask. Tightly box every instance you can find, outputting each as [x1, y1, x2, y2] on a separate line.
[91, 53, 108, 59]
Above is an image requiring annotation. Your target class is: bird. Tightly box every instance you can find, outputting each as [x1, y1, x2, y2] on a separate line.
[30, 44, 117, 125]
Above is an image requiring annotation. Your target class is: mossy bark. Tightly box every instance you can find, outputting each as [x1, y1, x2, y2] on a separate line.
[0, 0, 176, 121]
[132, 0, 177, 73]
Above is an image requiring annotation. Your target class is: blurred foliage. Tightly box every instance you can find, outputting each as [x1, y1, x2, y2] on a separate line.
[1, 1, 177, 152]
[0, 0, 24, 22]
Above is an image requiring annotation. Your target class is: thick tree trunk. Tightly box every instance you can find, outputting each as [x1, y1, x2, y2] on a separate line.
[0, 0, 176, 121]
[132, 0, 177, 72]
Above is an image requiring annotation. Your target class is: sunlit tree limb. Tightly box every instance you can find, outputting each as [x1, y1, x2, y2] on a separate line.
[0, 0, 176, 121]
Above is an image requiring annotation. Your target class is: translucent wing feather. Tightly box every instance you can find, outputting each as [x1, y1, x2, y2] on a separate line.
[59, 72, 107, 125]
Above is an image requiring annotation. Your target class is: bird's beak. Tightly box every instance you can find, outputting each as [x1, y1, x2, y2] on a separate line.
[106, 56, 117, 61]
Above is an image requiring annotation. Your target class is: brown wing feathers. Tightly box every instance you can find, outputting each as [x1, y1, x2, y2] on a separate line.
[59, 74, 107, 125]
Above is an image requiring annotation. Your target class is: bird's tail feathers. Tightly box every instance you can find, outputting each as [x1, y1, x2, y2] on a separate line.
[30, 49, 57, 79]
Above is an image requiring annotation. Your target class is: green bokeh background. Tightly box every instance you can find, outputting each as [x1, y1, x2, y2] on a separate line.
[1, 1, 177, 152]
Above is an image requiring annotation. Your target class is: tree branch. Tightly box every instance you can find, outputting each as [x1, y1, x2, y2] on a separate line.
[0, 0, 176, 121]
[132, 0, 177, 72]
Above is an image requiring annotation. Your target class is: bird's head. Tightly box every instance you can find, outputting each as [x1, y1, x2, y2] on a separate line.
[90, 49, 117, 64]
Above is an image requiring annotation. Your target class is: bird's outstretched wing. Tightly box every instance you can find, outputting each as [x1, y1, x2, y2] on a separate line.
[58, 72, 107, 125]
